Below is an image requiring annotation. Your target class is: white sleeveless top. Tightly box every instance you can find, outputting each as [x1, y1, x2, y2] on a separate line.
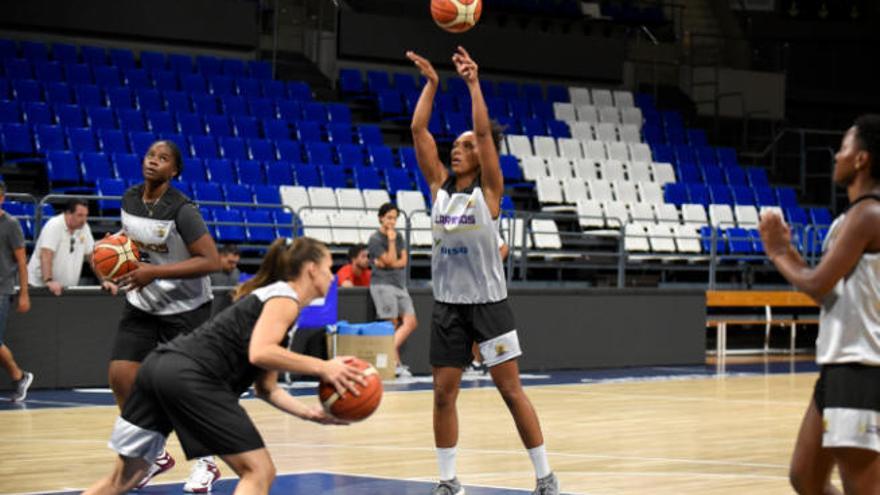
[817, 213, 880, 365]
[431, 180, 507, 304]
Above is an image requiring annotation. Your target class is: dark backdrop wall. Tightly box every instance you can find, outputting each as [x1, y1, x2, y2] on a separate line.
[337, 10, 626, 82]
[1, 288, 704, 389]
[0, 0, 259, 48]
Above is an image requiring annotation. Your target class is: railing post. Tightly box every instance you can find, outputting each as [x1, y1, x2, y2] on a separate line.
[617, 221, 625, 288]
[708, 226, 718, 289]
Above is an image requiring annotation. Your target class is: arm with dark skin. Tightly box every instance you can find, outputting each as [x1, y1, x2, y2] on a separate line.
[407, 51, 449, 200]
[759, 202, 880, 303]
[453, 46, 503, 219]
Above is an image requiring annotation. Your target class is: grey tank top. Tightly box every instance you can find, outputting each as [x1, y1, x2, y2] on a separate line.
[817, 197, 880, 365]
[431, 178, 506, 304]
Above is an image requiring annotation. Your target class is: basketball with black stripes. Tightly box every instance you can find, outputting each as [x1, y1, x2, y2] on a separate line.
[431, 0, 482, 33]
[93, 234, 140, 280]
[319, 357, 383, 422]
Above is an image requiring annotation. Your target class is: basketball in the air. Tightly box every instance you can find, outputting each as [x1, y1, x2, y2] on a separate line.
[93, 234, 140, 280]
[431, 0, 482, 33]
[318, 357, 383, 422]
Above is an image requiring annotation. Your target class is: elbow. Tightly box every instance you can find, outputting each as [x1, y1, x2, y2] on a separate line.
[249, 348, 270, 369]
[254, 383, 273, 401]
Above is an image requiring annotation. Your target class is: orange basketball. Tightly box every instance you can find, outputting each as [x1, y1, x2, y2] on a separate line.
[93, 234, 140, 280]
[318, 358, 383, 422]
[431, 0, 482, 33]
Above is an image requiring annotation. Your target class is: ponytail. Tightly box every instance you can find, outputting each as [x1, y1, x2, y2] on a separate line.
[233, 236, 329, 301]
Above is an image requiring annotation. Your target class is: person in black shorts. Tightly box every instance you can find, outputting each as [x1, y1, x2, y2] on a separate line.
[83, 236, 365, 495]
[104, 140, 223, 490]
[761, 115, 880, 493]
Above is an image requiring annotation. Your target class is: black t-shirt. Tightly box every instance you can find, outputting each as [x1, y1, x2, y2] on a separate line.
[158, 281, 298, 394]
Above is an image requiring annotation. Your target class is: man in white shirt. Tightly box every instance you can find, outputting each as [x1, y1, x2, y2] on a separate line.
[27, 199, 94, 295]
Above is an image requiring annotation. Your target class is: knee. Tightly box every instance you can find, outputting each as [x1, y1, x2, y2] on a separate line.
[788, 465, 818, 495]
[433, 387, 458, 410]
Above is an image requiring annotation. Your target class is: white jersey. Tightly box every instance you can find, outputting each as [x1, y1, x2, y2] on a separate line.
[817, 210, 880, 365]
[431, 179, 506, 304]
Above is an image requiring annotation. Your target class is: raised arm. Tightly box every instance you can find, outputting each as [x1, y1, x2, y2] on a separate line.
[453, 46, 503, 219]
[406, 51, 448, 198]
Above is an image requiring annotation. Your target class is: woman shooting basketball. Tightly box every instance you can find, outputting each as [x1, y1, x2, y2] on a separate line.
[761, 115, 880, 494]
[406, 47, 558, 495]
[84, 237, 366, 495]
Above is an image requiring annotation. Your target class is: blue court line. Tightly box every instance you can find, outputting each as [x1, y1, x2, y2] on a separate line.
[27, 471, 548, 495]
[0, 362, 820, 412]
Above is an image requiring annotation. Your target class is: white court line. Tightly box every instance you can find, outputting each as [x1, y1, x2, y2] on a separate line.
[534, 384, 811, 407]
[311, 469, 567, 494]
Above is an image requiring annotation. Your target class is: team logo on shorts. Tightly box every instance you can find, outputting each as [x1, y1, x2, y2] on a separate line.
[495, 343, 507, 355]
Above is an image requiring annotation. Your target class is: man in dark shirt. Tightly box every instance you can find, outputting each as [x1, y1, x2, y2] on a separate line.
[210, 244, 241, 315]
[0, 182, 32, 401]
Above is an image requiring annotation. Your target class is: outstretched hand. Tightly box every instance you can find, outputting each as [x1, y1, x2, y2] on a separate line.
[759, 209, 792, 260]
[452, 46, 478, 85]
[406, 51, 439, 86]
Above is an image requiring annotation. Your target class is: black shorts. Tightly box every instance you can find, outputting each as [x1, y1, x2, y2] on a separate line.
[111, 301, 212, 362]
[813, 363, 880, 452]
[430, 299, 522, 369]
[116, 351, 264, 460]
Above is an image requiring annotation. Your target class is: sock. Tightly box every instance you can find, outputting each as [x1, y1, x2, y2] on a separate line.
[436, 447, 457, 481]
[527, 445, 551, 479]
[199, 456, 215, 465]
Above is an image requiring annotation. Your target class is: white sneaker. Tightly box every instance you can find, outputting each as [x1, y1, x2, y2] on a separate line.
[395, 363, 412, 378]
[11, 371, 33, 402]
[183, 457, 221, 493]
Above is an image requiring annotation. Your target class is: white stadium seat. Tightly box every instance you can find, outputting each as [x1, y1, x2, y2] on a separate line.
[506, 134, 533, 157]
[576, 198, 604, 228]
[557, 138, 584, 160]
[628, 162, 652, 183]
[547, 157, 574, 179]
[629, 143, 652, 163]
[607, 141, 630, 161]
[330, 210, 361, 245]
[335, 188, 365, 211]
[536, 177, 563, 205]
[735, 204, 760, 228]
[655, 203, 680, 224]
[533, 136, 558, 159]
[531, 219, 562, 250]
[637, 181, 663, 204]
[553, 102, 576, 122]
[569, 86, 591, 106]
[396, 190, 427, 217]
[573, 159, 599, 180]
[629, 202, 655, 223]
[599, 159, 626, 182]
[362, 189, 391, 211]
[709, 204, 736, 228]
[408, 211, 433, 247]
[647, 223, 676, 253]
[588, 179, 614, 202]
[621, 107, 643, 127]
[613, 90, 634, 108]
[625, 223, 650, 252]
[595, 122, 618, 142]
[591, 88, 614, 108]
[652, 162, 676, 185]
[614, 180, 638, 203]
[521, 156, 547, 181]
[598, 106, 621, 124]
[562, 177, 588, 204]
[575, 104, 599, 123]
[681, 203, 708, 225]
[583, 140, 607, 160]
[307, 186, 338, 212]
[619, 124, 641, 143]
[570, 121, 594, 141]
[280, 185, 309, 216]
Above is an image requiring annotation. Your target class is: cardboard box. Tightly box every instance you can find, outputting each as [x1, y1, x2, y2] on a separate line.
[329, 334, 396, 380]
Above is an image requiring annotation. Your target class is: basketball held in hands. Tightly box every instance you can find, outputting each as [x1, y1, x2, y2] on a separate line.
[318, 357, 383, 422]
[93, 234, 140, 280]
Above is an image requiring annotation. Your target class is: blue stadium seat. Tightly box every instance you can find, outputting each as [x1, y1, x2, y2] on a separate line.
[376, 90, 404, 119]
[233, 116, 260, 139]
[0, 101, 20, 124]
[176, 113, 205, 136]
[109, 49, 135, 70]
[327, 103, 351, 124]
[366, 71, 391, 93]
[192, 181, 223, 204]
[384, 168, 414, 196]
[113, 153, 141, 181]
[275, 141, 302, 162]
[479, 80, 496, 98]
[72, 85, 102, 107]
[220, 95, 248, 117]
[85, 106, 115, 130]
[81, 46, 107, 65]
[159, 134, 187, 154]
[686, 183, 709, 206]
[724, 166, 747, 186]
[368, 145, 395, 169]
[500, 155, 524, 182]
[335, 143, 365, 167]
[92, 66, 121, 87]
[677, 163, 701, 184]
[392, 73, 419, 94]
[326, 123, 353, 144]
[139, 51, 166, 72]
[253, 184, 282, 205]
[717, 147, 738, 168]
[445, 112, 470, 137]
[262, 119, 290, 141]
[34, 124, 66, 152]
[520, 83, 542, 101]
[192, 94, 218, 115]
[709, 185, 733, 205]
[398, 146, 418, 169]
[725, 227, 753, 255]
[128, 131, 157, 156]
[0, 40, 16, 60]
[214, 209, 247, 243]
[218, 137, 250, 160]
[152, 70, 178, 92]
[339, 69, 364, 96]
[749, 229, 764, 254]
[357, 124, 383, 146]
[122, 69, 150, 89]
[261, 80, 285, 99]
[80, 151, 114, 183]
[810, 207, 833, 227]
[68, 127, 97, 152]
[117, 109, 146, 132]
[754, 187, 777, 207]
[221, 59, 246, 78]
[501, 195, 515, 211]
[223, 183, 253, 206]
[206, 157, 236, 182]
[235, 159, 265, 184]
[547, 120, 570, 139]
[700, 226, 727, 254]
[294, 164, 320, 187]
[688, 129, 708, 146]
[97, 129, 128, 154]
[277, 100, 302, 122]
[353, 166, 381, 190]
[247, 139, 275, 162]
[236, 78, 261, 98]
[296, 121, 322, 143]
[180, 157, 206, 183]
[14, 80, 43, 102]
[446, 78, 468, 95]
[497, 81, 520, 100]
[652, 143, 675, 163]
[786, 206, 809, 227]
[695, 146, 717, 167]
[777, 187, 798, 209]
[107, 87, 135, 108]
[509, 100, 531, 120]
[63, 63, 92, 85]
[274, 210, 295, 238]
[35, 61, 63, 82]
[0, 123, 34, 154]
[198, 206, 217, 238]
[244, 209, 276, 243]
[195, 56, 221, 77]
[51, 43, 78, 64]
[4, 59, 33, 79]
[181, 74, 207, 94]
[248, 61, 272, 80]
[266, 162, 294, 185]
[304, 142, 333, 164]
[135, 89, 163, 112]
[44, 82, 72, 105]
[162, 91, 189, 114]
[546, 84, 569, 103]
[321, 165, 348, 188]
[23, 102, 53, 125]
[209, 76, 234, 96]
[190, 135, 219, 158]
[96, 177, 126, 211]
[746, 167, 770, 188]
[248, 98, 276, 120]
[702, 165, 725, 185]
[663, 183, 688, 207]
[45, 150, 81, 185]
[205, 114, 232, 137]
[146, 111, 175, 134]
[531, 101, 554, 121]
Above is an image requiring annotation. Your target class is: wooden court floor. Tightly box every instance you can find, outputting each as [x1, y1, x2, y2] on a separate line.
[0, 370, 819, 494]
